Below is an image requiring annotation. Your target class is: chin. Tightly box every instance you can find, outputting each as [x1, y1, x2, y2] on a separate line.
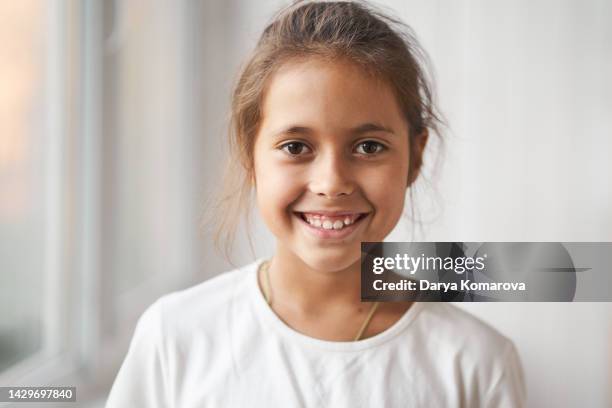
[298, 245, 362, 273]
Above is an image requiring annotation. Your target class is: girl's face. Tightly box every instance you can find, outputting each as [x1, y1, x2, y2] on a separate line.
[253, 58, 413, 272]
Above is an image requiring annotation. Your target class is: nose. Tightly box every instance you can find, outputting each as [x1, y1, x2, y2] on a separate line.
[308, 150, 355, 198]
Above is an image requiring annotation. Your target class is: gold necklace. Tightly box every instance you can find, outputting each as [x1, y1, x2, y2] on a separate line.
[259, 260, 380, 341]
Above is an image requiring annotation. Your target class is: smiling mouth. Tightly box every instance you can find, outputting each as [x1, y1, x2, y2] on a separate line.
[293, 211, 369, 231]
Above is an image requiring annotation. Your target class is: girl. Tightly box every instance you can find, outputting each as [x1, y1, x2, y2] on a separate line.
[106, 1, 526, 407]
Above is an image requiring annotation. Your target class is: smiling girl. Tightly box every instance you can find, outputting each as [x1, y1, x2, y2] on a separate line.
[107, 1, 525, 407]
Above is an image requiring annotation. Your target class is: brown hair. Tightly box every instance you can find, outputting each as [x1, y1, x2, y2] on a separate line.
[206, 0, 443, 262]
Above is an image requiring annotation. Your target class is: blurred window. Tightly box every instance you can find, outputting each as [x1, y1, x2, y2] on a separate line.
[0, 0, 203, 385]
[0, 1, 46, 373]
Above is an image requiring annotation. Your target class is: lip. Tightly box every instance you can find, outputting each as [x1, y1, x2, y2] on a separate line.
[297, 210, 366, 217]
[293, 211, 370, 240]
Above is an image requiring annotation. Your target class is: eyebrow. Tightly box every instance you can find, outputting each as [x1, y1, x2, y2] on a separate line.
[352, 123, 396, 135]
[272, 122, 396, 137]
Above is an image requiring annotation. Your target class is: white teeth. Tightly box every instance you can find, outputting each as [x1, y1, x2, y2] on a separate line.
[301, 213, 363, 230]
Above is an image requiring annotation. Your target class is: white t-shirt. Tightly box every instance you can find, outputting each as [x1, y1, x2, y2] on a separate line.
[106, 259, 526, 408]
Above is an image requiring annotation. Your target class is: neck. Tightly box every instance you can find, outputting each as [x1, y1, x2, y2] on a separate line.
[268, 244, 363, 315]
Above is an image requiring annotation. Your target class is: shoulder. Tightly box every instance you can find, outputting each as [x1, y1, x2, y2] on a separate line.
[412, 303, 526, 405]
[139, 260, 260, 342]
[415, 302, 516, 363]
[161, 262, 254, 312]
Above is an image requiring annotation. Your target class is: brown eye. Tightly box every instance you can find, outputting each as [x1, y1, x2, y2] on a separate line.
[281, 142, 311, 156]
[356, 141, 385, 155]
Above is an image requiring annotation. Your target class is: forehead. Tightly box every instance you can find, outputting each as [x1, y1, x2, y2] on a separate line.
[260, 57, 407, 136]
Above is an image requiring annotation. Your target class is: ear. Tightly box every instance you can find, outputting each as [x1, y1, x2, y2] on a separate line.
[407, 128, 429, 186]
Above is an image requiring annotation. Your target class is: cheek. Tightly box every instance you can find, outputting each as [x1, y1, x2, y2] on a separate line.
[254, 158, 304, 227]
[371, 179, 407, 220]
[362, 161, 409, 231]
